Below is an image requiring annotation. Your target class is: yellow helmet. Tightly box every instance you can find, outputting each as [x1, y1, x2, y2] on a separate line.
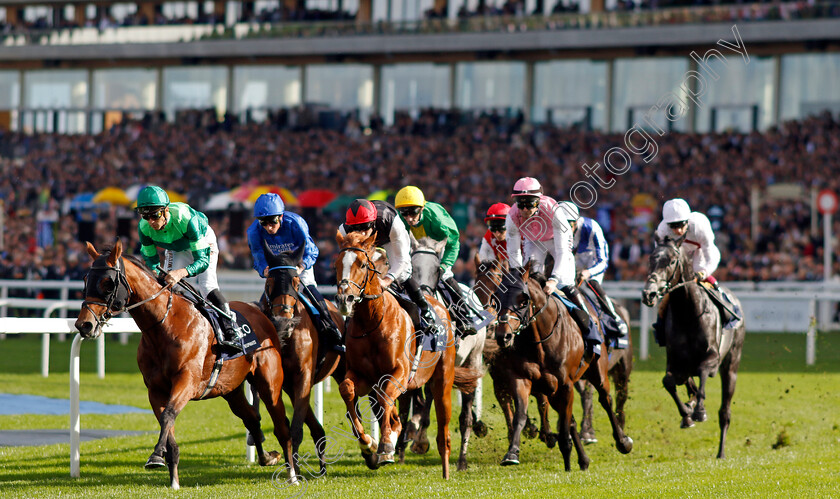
[395, 186, 426, 208]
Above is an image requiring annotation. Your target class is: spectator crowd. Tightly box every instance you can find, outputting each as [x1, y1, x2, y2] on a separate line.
[1, 109, 839, 298]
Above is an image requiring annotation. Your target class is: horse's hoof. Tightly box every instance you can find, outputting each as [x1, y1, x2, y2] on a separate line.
[545, 433, 558, 449]
[410, 440, 430, 455]
[500, 453, 520, 466]
[617, 436, 633, 454]
[680, 417, 695, 429]
[405, 423, 418, 441]
[377, 441, 396, 455]
[260, 450, 282, 467]
[473, 420, 488, 438]
[144, 454, 166, 470]
[523, 421, 539, 440]
[362, 450, 380, 470]
[378, 452, 395, 466]
[457, 459, 468, 471]
[693, 409, 707, 423]
[581, 432, 597, 445]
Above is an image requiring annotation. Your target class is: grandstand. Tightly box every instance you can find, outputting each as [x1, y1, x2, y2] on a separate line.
[0, 0, 839, 293]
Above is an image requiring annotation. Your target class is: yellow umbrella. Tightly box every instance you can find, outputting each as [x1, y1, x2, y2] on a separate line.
[92, 186, 131, 206]
[166, 190, 188, 203]
[233, 185, 298, 206]
[367, 189, 392, 201]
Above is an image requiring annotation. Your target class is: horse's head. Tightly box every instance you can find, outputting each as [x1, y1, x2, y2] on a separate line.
[262, 241, 304, 337]
[410, 236, 446, 293]
[642, 233, 687, 306]
[473, 255, 507, 337]
[75, 240, 131, 339]
[491, 261, 534, 348]
[335, 229, 380, 317]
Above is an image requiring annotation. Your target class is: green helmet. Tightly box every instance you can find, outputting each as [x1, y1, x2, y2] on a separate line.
[136, 186, 170, 213]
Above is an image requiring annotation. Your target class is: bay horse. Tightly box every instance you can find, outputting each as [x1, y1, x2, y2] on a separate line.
[259, 245, 345, 476]
[642, 235, 745, 458]
[402, 237, 487, 471]
[490, 262, 633, 470]
[334, 230, 479, 479]
[475, 257, 633, 449]
[74, 240, 295, 489]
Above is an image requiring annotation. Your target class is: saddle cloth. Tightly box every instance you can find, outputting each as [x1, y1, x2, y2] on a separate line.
[203, 308, 260, 361]
[388, 288, 449, 353]
[579, 285, 629, 349]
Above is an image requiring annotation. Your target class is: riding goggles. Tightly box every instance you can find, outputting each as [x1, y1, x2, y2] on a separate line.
[398, 206, 423, 217]
[668, 220, 688, 230]
[138, 207, 165, 220]
[487, 223, 506, 233]
[346, 221, 375, 233]
[516, 199, 539, 210]
[259, 215, 282, 226]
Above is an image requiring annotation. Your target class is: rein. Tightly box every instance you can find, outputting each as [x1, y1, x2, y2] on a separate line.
[336, 246, 384, 302]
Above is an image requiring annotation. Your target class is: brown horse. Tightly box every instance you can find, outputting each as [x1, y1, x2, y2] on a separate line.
[259, 246, 345, 476]
[490, 263, 633, 470]
[334, 230, 478, 479]
[74, 240, 295, 489]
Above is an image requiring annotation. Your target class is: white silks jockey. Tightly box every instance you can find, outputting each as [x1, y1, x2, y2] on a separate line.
[505, 177, 601, 363]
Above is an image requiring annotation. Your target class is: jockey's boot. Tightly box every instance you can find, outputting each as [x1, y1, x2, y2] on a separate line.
[305, 285, 345, 353]
[587, 279, 629, 338]
[444, 276, 479, 337]
[708, 280, 741, 329]
[208, 290, 244, 352]
[562, 285, 601, 368]
[405, 277, 443, 336]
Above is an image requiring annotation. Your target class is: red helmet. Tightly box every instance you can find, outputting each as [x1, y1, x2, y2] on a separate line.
[346, 199, 378, 226]
[484, 203, 511, 223]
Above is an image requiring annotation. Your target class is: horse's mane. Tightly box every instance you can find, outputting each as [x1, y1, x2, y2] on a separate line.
[529, 271, 548, 288]
[124, 254, 160, 280]
[343, 231, 374, 252]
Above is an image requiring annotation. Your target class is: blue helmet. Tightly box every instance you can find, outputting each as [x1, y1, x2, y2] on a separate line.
[254, 193, 285, 218]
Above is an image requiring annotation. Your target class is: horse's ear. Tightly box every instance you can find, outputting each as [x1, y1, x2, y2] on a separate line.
[433, 239, 447, 255]
[473, 254, 481, 269]
[522, 260, 532, 280]
[335, 229, 345, 247]
[85, 242, 100, 260]
[653, 232, 663, 247]
[107, 239, 123, 266]
[292, 240, 305, 264]
[409, 233, 419, 251]
[262, 239, 281, 266]
[363, 229, 377, 248]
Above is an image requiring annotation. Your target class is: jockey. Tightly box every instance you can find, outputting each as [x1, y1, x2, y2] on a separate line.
[394, 185, 480, 336]
[338, 198, 440, 335]
[559, 201, 629, 339]
[652, 198, 740, 345]
[505, 177, 601, 363]
[136, 185, 241, 350]
[478, 203, 510, 263]
[247, 193, 344, 353]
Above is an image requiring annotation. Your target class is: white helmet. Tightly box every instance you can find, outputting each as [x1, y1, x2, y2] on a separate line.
[558, 201, 580, 222]
[663, 198, 691, 224]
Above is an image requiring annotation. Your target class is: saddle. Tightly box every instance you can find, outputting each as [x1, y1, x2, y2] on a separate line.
[388, 288, 448, 353]
[579, 285, 628, 349]
[177, 289, 259, 359]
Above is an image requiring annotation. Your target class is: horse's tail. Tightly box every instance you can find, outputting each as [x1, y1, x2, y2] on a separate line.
[453, 367, 482, 394]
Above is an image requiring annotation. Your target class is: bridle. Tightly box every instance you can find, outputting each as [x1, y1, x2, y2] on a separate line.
[82, 257, 173, 331]
[265, 265, 300, 315]
[646, 243, 692, 301]
[336, 246, 383, 304]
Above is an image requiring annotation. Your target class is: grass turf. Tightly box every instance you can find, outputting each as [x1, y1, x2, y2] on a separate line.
[1, 330, 839, 498]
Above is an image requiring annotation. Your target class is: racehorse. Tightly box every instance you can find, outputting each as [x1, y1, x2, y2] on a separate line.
[490, 262, 633, 471]
[402, 237, 487, 471]
[642, 234, 745, 458]
[74, 240, 295, 489]
[334, 230, 479, 479]
[475, 257, 632, 448]
[259, 244, 345, 475]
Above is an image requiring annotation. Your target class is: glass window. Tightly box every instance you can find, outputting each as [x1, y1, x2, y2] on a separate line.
[0, 71, 20, 109]
[305, 64, 373, 119]
[781, 53, 840, 120]
[534, 59, 607, 130]
[612, 57, 689, 133]
[93, 68, 157, 110]
[24, 70, 88, 109]
[695, 56, 775, 133]
[455, 61, 525, 114]
[233, 65, 301, 120]
[162, 66, 228, 120]
[380, 63, 450, 125]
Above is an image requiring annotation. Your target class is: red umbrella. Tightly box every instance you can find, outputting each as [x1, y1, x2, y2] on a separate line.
[296, 189, 338, 209]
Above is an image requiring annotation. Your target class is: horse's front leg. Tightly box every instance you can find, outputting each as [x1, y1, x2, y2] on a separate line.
[663, 371, 694, 428]
[289, 374, 314, 475]
[501, 378, 531, 466]
[338, 372, 378, 470]
[395, 392, 413, 463]
[375, 369, 406, 465]
[145, 376, 193, 490]
[692, 370, 710, 423]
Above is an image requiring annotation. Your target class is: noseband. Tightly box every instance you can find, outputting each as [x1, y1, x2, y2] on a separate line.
[337, 246, 383, 303]
[646, 245, 692, 300]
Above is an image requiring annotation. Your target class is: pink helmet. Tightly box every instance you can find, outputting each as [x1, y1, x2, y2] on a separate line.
[512, 177, 542, 197]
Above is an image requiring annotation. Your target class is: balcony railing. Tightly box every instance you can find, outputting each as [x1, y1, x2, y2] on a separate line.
[1, 2, 838, 48]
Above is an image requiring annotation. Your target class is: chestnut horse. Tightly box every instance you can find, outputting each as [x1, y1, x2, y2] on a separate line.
[259, 246, 345, 476]
[490, 263, 633, 470]
[74, 240, 295, 489]
[642, 235, 745, 458]
[334, 230, 478, 479]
